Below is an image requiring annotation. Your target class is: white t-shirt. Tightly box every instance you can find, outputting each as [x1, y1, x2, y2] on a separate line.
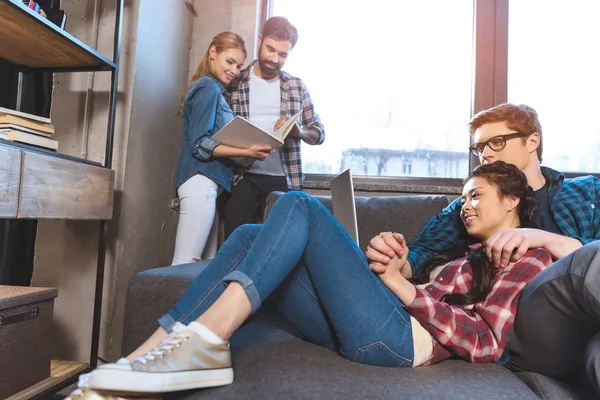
[247, 68, 285, 176]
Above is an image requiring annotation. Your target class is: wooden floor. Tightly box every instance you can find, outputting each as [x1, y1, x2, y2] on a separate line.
[6, 360, 88, 400]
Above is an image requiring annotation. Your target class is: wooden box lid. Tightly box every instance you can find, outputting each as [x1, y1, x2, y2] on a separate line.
[0, 285, 58, 310]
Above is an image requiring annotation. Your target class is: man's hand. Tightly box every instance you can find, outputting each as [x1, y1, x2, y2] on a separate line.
[245, 145, 272, 160]
[274, 117, 301, 137]
[485, 228, 546, 268]
[274, 117, 322, 144]
[367, 232, 412, 278]
[485, 228, 582, 267]
[273, 117, 288, 131]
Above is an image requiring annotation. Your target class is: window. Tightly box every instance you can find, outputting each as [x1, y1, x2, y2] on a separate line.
[270, 0, 474, 178]
[508, 0, 600, 173]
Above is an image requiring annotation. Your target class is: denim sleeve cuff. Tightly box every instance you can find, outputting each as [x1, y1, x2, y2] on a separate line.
[158, 313, 177, 333]
[194, 137, 221, 161]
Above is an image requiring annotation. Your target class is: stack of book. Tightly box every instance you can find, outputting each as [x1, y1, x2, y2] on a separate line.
[22, 0, 47, 17]
[0, 108, 58, 151]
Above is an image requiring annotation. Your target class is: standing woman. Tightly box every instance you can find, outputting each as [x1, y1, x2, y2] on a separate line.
[172, 32, 272, 265]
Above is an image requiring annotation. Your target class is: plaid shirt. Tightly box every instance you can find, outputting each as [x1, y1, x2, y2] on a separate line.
[406, 246, 553, 366]
[227, 61, 325, 190]
[408, 167, 600, 275]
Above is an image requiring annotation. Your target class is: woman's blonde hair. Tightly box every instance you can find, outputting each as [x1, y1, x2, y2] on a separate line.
[180, 31, 247, 115]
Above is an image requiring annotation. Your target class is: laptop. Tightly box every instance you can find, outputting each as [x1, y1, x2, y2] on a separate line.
[330, 169, 360, 246]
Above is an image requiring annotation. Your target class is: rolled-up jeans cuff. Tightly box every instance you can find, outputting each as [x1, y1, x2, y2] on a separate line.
[158, 313, 177, 333]
[224, 270, 262, 314]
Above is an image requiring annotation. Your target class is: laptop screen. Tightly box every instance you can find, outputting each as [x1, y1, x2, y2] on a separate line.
[330, 169, 359, 246]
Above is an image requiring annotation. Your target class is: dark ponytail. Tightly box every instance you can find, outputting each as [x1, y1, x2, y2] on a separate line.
[410, 161, 537, 305]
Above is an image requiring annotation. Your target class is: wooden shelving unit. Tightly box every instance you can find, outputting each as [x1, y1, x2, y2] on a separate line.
[0, 0, 124, 398]
[0, 141, 115, 219]
[0, 0, 115, 71]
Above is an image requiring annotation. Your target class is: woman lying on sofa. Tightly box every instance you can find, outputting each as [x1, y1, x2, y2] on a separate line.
[70, 161, 554, 398]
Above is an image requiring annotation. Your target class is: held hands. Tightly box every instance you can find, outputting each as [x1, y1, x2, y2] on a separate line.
[367, 232, 419, 305]
[245, 145, 272, 160]
[367, 232, 411, 281]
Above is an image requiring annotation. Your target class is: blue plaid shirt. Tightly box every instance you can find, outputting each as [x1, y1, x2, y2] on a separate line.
[408, 166, 600, 275]
[227, 61, 325, 190]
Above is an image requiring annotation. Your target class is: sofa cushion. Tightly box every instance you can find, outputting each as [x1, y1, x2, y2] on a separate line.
[124, 262, 576, 400]
[166, 312, 539, 400]
[516, 371, 596, 400]
[264, 192, 450, 251]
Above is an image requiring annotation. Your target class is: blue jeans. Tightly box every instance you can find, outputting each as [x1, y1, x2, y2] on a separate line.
[159, 192, 414, 367]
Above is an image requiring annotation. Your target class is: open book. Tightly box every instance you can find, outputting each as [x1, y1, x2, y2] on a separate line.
[212, 112, 301, 166]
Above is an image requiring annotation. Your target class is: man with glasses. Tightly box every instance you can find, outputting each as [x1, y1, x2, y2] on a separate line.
[367, 103, 600, 394]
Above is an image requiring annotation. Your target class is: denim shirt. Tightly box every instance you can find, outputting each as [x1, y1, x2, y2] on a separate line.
[407, 166, 600, 275]
[175, 75, 236, 192]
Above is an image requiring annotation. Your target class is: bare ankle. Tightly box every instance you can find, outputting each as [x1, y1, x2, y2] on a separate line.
[126, 327, 168, 361]
[196, 282, 251, 340]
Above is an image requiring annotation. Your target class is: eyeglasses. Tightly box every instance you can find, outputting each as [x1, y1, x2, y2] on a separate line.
[469, 132, 532, 157]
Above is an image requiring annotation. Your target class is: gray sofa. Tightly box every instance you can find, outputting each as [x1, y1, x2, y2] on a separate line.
[122, 193, 590, 399]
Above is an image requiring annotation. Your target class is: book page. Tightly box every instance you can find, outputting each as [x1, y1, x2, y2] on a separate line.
[274, 111, 302, 141]
[211, 116, 284, 150]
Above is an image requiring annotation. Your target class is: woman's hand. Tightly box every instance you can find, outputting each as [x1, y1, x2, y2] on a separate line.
[245, 145, 272, 160]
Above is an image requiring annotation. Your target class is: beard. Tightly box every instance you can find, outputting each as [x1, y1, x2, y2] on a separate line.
[258, 57, 281, 77]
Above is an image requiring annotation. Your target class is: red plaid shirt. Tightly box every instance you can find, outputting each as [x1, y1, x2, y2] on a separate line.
[227, 61, 325, 190]
[405, 246, 553, 366]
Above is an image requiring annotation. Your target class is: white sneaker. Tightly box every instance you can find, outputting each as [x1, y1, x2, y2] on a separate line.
[77, 373, 90, 389]
[88, 323, 233, 393]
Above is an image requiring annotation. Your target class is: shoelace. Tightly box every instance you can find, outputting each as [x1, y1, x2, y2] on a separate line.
[77, 373, 89, 389]
[135, 323, 191, 364]
[65, 388, 84, 399]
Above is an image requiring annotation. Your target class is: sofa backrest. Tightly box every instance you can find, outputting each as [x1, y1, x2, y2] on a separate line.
[264, 192, 450, 251]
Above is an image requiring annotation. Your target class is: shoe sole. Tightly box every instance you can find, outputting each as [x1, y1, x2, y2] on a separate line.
[88, 367, 234, 393]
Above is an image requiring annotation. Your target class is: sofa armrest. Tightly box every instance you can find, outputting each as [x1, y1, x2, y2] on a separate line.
[121, 261, 210, 356]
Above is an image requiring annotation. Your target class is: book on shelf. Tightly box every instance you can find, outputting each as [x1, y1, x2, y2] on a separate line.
[0, 124, 52, 138]
[211, 112, 301, 166]
[0, 114, 54, 135]
[0, 107, 51, 124]
[0, 130, 58, 151]
[45, 9, 67, 29]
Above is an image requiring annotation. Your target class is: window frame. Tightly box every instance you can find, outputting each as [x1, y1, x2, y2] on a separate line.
[260, 0, 599, 184]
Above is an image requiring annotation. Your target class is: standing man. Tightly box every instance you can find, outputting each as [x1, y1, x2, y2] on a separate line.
[225, 16, 325, 238]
